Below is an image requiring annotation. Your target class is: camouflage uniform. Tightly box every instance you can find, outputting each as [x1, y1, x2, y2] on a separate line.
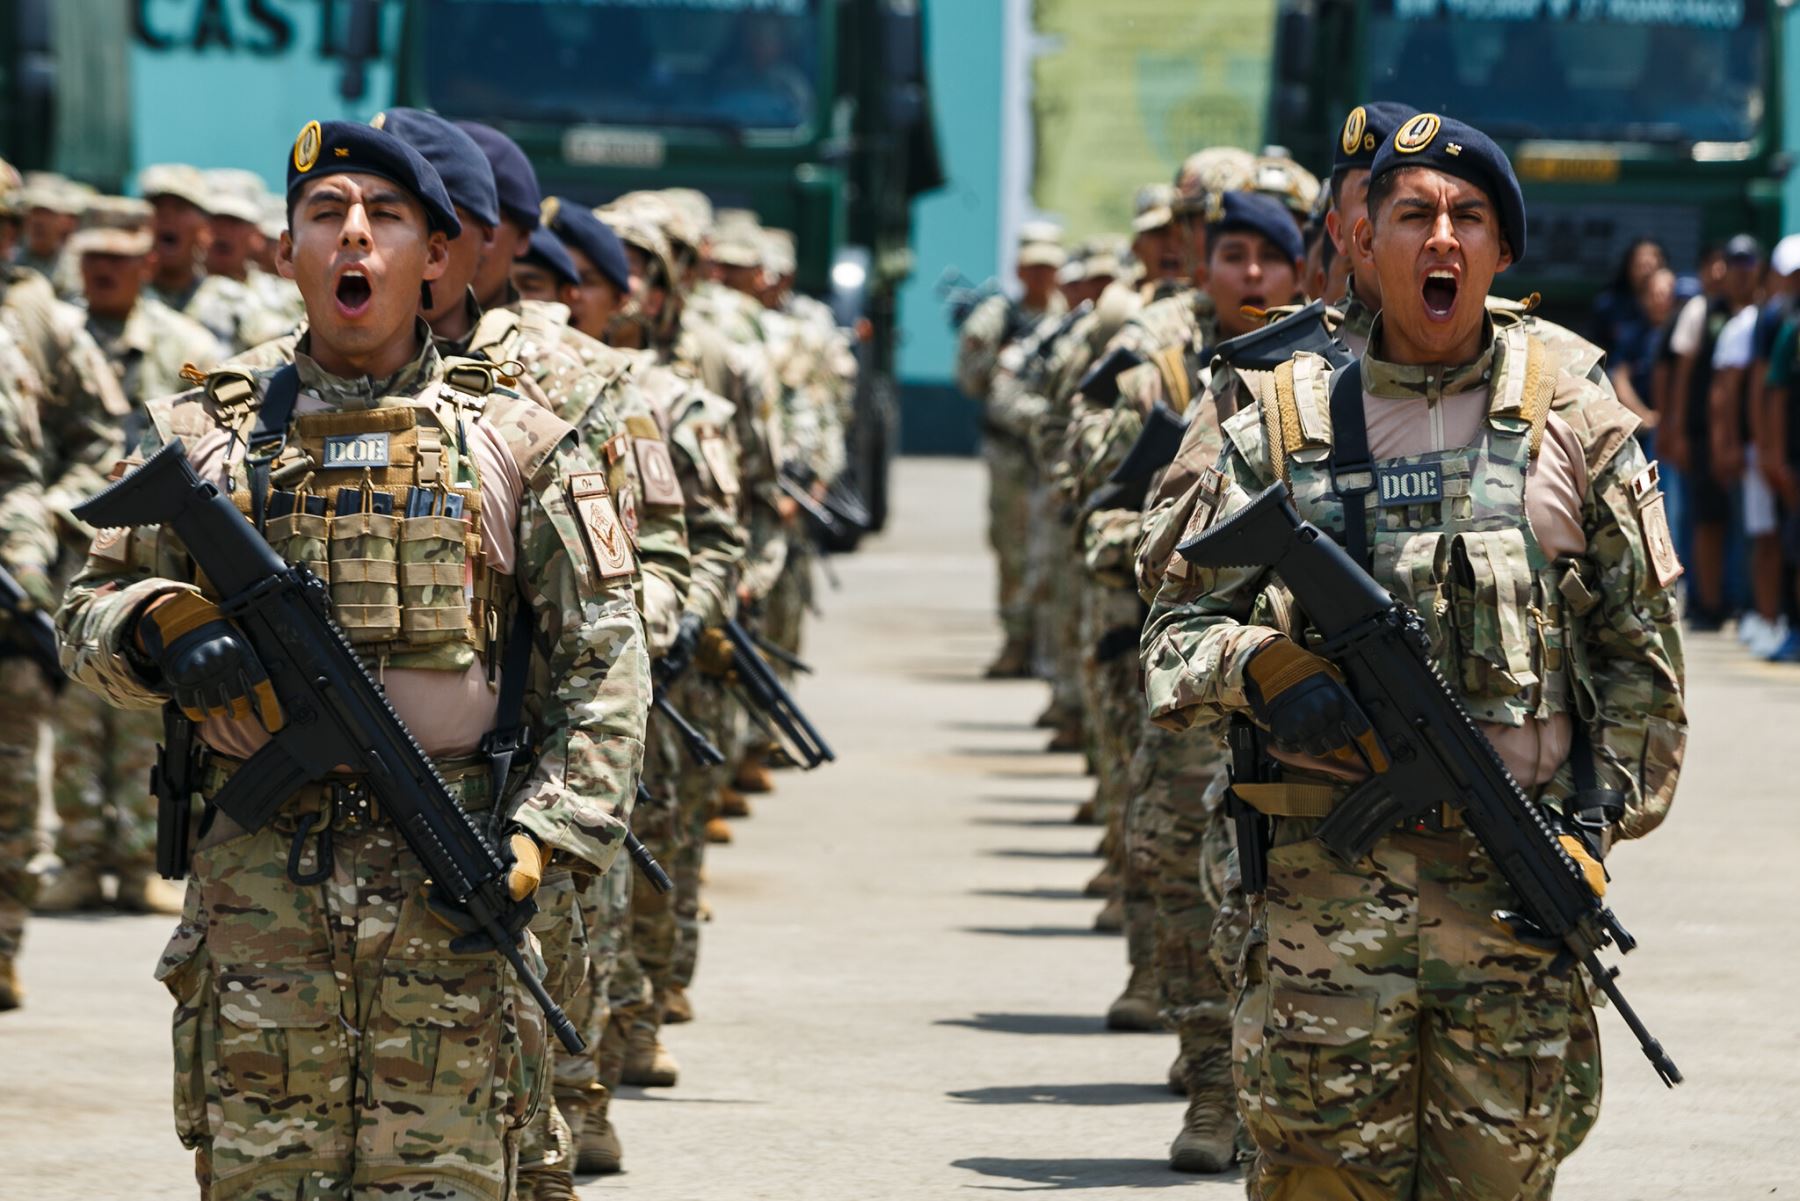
[1058, 290, 1217, 1022]
[0, 325, 56, 1006]
[156, 271, 296, 357]
[958, 291, 1064, 666]
[0, 267, 143, 904]
[1141, 316, 1686, 1198]
[450, 295, 690, 1183]
[57, 329, 650, 1199]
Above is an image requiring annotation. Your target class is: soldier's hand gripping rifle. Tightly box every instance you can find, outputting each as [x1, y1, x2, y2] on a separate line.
[652, 625, 726, 769]
[722, 616, 834, 768]
[1179, 484, 1681, 1087]
[0, 562, 64, 689]
[74, 441, 591, 1053]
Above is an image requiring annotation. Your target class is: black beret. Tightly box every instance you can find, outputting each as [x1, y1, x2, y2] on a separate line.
[522, 227, 581, 289]
[1207, 191, 1304, 263]
[1331, 101, 1417, 184]
[1370, 112, 1527, 263]
[457, 121, 541, 231]
[285, 119, 460, 238]
[373, 108, 499, 230]
[544, 199, 631, 293]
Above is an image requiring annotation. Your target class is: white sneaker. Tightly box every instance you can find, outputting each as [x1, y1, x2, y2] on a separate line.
[1739, 612, 1769, 646]
[1749, 615, 1790, 659]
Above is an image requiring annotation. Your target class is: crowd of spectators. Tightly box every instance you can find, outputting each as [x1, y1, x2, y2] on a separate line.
[1592, 232, 1800, 662]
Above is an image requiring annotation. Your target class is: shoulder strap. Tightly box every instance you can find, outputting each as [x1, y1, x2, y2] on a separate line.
[1326, 359, 1375, 572]
[1518, 334, 1556, 458]
[1265, 359, 1306, 487]
[244, 364, 300, 533]
[482, 601, 537, 842]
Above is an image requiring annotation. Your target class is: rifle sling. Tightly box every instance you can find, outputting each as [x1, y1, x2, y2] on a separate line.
[482, 599, 536, 842]
[244, 365, 301, 534]
[1327, 360, 1375, 572]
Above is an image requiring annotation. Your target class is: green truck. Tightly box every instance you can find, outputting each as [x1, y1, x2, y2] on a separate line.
[1268, 0, 1787, 321]
[388, 0, 942, 531]
[3, 0, 941, 530]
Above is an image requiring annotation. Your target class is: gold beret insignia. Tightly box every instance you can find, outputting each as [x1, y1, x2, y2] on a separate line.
[1394, 113, 1442, 155]
[293, 120, 322, 174]
[1340, 107, 1367, 157]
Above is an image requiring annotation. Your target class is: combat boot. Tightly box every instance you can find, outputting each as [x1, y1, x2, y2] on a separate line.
[1167, 1053, 1187, 1096]
[0, 957, 21, 1011]
[1092, 895, 1124, 932]
[33, 864, 103, 913]
[1046, 720, 1084, 752]
[520, 1168, 578, 1201]
[719, 786, 753, 819]
[1105, 964, 1162, 1031]
[1083, 867, 1114, 897]
[983, 639, 1034, 678]
[704, 816, 733, 844]
[621, 1024, 680, 1087]
[1071, 797, 1098, 825]
[575, 1090, 623, 1176]
[1033, 700, 1063, 729]
[115, 870, 186, 915]
[1169, 1053, 1238, 1173]
[662, 984, 694, 1024]
[733, 750, 773, 794]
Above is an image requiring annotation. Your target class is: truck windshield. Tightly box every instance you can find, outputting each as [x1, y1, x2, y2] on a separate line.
[414, 0, 822, 135]
[1364, 0, 1767, 145]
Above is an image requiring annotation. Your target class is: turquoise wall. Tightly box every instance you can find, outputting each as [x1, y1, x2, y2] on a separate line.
[896, 2, 1004, 454]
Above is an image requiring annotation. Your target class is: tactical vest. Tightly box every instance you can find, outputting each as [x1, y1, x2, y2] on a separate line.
[212, 364, 503, 675]
[1264, 325, 1578, 728]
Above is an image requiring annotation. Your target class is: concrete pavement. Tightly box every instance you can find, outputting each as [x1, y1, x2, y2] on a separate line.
[3, 456, 1798, 1197]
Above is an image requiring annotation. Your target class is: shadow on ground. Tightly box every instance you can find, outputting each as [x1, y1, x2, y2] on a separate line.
[947, 1083, 1174, 1106]
[968, 887, 1089, 901]
[951, 1156, 1210, 1191]
[960, 925, 1109, 939]
[934, 1012, 1109, 1036]
[983, 848, 1099, 861]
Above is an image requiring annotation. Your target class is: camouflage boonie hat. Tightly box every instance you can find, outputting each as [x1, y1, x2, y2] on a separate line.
[0, 157, 21, 217]
[69, 225, 153, 258]
[1132, 183, 1177, 234]
[202, 168, 269, 224]
[659, 188, 714, 240]
[1253, 150, 1322, 217]
[1065, 234, 1127, 283]
[84, 194, 153, 231]
[1173, 147, 1256, 218]
[1018, 219, 1066, 269]
[138, 163, 212, 211]
[762, 227, 797, 278]
[257, 192, 287, 240]
[21, 174, 92, 217]
[710, 208, 765, 269]
[596, 203, 678, 289]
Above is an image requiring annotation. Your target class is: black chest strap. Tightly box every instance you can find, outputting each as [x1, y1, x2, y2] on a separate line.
[244, 364, 301, 533]
[1326, 359, 1374, 572]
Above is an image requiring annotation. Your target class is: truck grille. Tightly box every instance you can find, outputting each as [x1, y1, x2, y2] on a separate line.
[1524, 203, 1701, 285]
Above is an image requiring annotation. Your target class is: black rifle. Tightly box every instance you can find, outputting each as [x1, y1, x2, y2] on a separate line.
[1075, 344, 1147, 407]
[1209, 298, 1353, 372]
[629, 781, 676, 893]
[722, 616, 834, 768]
[1020, 300, 1093, 377]
[652, 684, 725, 768]
[75, 441, 591, 1053]
[1179, 484, 1681, 1087]
[0, 563, 64, 689]
[1083, 402, 1189, 514]
[935, 268, 1032, 344]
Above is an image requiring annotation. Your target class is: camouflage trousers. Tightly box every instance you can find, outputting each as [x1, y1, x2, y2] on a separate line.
[1079, 576, 1152, 972]
[51, 682, 161, 873]
[554, 863, 633, 1144]
[672, 670, 736, 992]
[158, 803, 543, 1200]
[0, 660, 48, 962]
[1123, 721, 1232, 1075]
[518, 869, 591, 1176]
[608, 713, 685, 1060]
[1045, 520, 1085, 729]
[984, 437, 1034, 648]
[1235, 824, 1601, 1201]
[1023, 483, 1056, 673]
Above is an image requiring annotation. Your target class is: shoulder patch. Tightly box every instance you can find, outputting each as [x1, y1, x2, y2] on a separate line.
[1629, 462, 1683, 590]
[633, 436, 684, 507]
[567, 471, 637, 579]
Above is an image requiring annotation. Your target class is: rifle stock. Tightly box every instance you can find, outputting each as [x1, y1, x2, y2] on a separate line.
[1178, 484, 1681, 1087]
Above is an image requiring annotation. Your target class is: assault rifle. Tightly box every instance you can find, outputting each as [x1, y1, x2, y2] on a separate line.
[1208, 299, 1352, 372]
[1179, 484, 1681, 1087]
[0, 563, 63, 689]
[722, 616, 834, 768]
[75, 441, 595, 1052]
[936, 268, 1032, 344]
[1083, 402, 1188, 515]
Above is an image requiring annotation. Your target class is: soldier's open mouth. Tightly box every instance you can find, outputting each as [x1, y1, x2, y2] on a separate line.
[335, 270, 373, 316]
[1421, 270, 1458, 320]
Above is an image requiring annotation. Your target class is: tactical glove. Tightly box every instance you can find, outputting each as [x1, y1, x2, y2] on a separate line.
[136, 592, 284, 730]
[1558, 835, 1606, 898]
[695, 626, 737, 678]
[505, 831, 547, 902]
[1244, 637, 1384, 770]
[663, 612, 706, 678]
